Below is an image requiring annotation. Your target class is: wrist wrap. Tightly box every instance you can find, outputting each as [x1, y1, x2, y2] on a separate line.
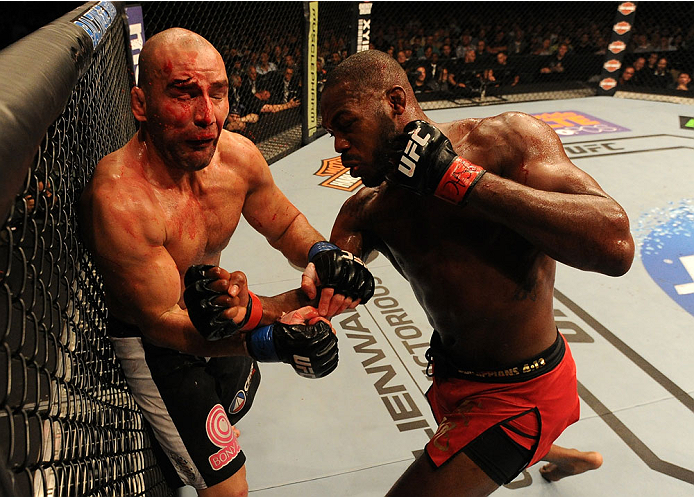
[434, 158, 486, 204]
[240, 292, 263, 331]
[246, 325, 280, 362]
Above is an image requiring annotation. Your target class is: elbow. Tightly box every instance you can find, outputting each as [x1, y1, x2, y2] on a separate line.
[601, 210, 635, 277]
[602, 237, 635, 276]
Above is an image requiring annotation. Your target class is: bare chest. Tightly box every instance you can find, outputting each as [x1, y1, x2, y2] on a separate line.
[157, 189, 243, 271]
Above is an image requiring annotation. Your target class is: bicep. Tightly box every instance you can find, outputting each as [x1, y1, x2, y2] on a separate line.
[90, 199, 181, 327]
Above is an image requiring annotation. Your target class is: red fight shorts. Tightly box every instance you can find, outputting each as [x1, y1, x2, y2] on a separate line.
[425, 332, 580, 485]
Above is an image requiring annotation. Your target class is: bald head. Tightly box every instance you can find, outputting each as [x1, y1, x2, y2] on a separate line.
[138, 28, 221, 91]
[323, 49, 413, 98]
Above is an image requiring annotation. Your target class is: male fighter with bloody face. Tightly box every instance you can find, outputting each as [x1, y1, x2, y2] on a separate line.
[79, 29, 373, 497]
[321, 50, 633, 495]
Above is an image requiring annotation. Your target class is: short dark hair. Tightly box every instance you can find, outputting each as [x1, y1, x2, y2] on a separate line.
[323, 49, 410, 97]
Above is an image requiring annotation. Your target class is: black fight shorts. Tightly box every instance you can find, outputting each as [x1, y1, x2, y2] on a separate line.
[108, 318, 261, 490]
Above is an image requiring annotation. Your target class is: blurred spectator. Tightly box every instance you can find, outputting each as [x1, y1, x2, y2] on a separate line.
[455, 32, 474, 58]
[428, 65, 451, 93]
[645, 52, 659, 75]
[534, 38, 553, 56]
[618, 66, 637, 87]
[632, 33, 654, 53]
[669, 71, 692, 92]
[273, 66, 301, 104]
[474, 39, 493, 67]
[256, 51, 277, 76]
[508, 28, 529, 55]
[632, 56, 648, 85]
[573, 33, 595, 54]
[241, 65, 260, 101]
[410, 65, 431, 94]
[396, 50, 411, 70]
[439, 43, 454, 63]
[479, 67, 499, 94]
[488, 30, 508, 54]
[324, 51, 342, 73]
[494, 52, 519, 86]
[449, 49, 481, 96]
[316, 56, 327, 93]
[252, 80, 300, 115]
[428, 52, 442, 80]
[652, 56, 673, 88]
[539, 43, 570, 80]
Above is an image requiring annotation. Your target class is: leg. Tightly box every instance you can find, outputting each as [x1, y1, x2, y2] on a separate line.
[197, 465, 248, 497]
[386, 451, 499, 497]
[539, 444, 603, 482]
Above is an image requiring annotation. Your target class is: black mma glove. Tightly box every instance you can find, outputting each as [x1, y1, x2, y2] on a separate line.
[388, 120, 486, 204]
[184, 264, 262, 341]
[246, 320, 338, 378]
[308, 241, 375, 303]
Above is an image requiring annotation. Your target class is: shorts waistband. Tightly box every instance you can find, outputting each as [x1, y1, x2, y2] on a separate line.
[426, 331, 565, 383]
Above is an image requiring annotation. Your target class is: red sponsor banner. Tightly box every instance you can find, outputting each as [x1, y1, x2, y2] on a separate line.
[613, 21, 632, 35]
[599, 78, 618, 91]
[618, 2, 636, 15]
[608, 41, 626, 54]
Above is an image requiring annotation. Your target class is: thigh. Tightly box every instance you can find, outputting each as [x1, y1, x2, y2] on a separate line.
[113, 337, 248, 489]
[386, 451, 498, 497]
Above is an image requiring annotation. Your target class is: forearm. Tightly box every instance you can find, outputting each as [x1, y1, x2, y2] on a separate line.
[267, 212, 324, 267]
[257, 288, 316, 324]
[468, 173, 634, 275]
[147, 307, 248, 357]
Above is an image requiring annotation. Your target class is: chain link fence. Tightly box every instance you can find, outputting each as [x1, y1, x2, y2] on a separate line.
[0, 3, 174, 496]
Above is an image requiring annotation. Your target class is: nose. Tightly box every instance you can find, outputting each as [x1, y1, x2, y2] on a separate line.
[194, 95, 214, 127]
[334, 136, 350, 153]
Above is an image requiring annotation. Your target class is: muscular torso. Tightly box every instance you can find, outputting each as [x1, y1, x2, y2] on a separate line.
[81, 130, 252, 320]
[350, 115, 559, 368]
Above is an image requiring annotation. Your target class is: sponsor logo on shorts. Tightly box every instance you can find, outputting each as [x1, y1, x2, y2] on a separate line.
[315, 157, 362, 191]
[230, 391, 246, 415]
[532, 111, 629, 136]
[206, 404, 241, 471]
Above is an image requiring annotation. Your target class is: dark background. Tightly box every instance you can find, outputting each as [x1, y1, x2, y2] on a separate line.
[0, 2, 82, 50]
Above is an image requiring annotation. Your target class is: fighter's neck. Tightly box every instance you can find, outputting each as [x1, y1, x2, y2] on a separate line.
[131, 131, 198, 191]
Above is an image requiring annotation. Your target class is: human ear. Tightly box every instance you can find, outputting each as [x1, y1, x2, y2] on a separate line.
[386, 86, 406, 116]
[131, 86, 147, 122]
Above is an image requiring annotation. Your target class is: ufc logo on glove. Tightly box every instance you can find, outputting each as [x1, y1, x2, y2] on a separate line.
[293, 354, 316, 378]
[398, 125, 431, 177]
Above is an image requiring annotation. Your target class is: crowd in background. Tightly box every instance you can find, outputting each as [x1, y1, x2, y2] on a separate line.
[217, 4, 694, 138]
